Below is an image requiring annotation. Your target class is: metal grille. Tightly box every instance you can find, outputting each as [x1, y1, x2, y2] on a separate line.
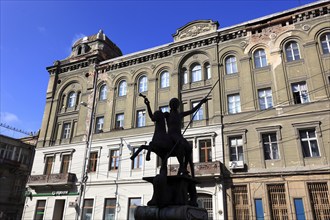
[197, 194, 213, 220]
[232, 185, 249, 220]
[268, 184, 288, 220]
[308, 182, 330, 220]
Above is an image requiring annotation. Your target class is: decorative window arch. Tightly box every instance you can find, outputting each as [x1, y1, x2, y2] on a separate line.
[99, 84, 107, 101]
[285, 41, 301, 62]
[253, 49, 267, 68]
[225, 56, 238, 74]
[138, 75, 148, 93]
[191, 64, 202, 82]
[160, 71, 170, 88]
[320, 32, 330, 54]
[118, 80, 127, 96]
[67, 92, 76, 108]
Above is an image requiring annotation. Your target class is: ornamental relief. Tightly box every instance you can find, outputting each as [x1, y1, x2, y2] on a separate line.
[178, 24, 211, 40]
[173, 20, 218, 42]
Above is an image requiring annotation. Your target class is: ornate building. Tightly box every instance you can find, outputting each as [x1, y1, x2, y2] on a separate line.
[23, 1, 329, 219]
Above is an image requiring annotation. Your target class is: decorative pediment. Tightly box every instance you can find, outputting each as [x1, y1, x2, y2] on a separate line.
[173, 20, 219, 42]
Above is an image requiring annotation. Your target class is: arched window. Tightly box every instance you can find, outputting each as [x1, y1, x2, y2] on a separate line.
[191, 64, 202, 82]
[205, 63, 211, 79]
[197, 194, 213, 219]
[67, 92, 76, 108]
[320, 32, 330, 54]
[182, 68, 188, 85]
[77, 46, 82, 55]
[225, 56, 238, 74]
[99, 84, 107, 101]
[138, 76, 148, 93]
[253, 49, 267, 68]
[160, 71, 170, 88]
[118, 80, 127, 96]
[285, 41, 300, 62]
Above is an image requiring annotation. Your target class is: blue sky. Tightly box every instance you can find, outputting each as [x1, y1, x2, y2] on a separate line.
[0, 0, 317, 138]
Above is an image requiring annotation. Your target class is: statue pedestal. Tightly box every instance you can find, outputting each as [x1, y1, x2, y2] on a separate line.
[134, 205, 208, 220]
[143, 175, 198, 207]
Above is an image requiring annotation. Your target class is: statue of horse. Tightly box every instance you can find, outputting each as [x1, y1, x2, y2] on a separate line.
[130, 110, 194, 178]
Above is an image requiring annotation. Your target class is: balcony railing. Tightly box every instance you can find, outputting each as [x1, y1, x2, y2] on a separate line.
[168, 161, 221, 177]
[28, 173, 76, 187]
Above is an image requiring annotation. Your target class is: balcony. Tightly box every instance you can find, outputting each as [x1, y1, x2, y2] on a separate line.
[168, 161, 221, 178]
[28, 173, 76, 188]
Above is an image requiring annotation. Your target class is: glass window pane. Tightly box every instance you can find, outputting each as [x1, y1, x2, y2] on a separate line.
[255, 199, 264, 220]
[294, 198, 306, 220]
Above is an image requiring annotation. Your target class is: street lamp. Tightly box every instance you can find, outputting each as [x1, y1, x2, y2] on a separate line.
[76, 65, 99, 220]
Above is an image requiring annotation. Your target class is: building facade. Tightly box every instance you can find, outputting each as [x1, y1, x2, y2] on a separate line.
[23, 1, 329, 220]
[0, 135, 35, 220]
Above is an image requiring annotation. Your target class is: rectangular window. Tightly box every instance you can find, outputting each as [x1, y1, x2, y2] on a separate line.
[258, 88, 273, 110]
[115, 113, 124, 129]
[262, 133, 279, 160]
[294, 198, 306, 220]
[128, 198, 141, 220]
[160, 106, 169, 113]
[255, 199, 264, 220]
[308, 182, 330, 220]
[268, 184, 288, 219]
[292, 81, 309, 104]
[103, 198, 116, 220]
[199, 139, 212, 162]
[95, 116, 104, 133]
[191, 65, 202, 82]
[299, 129, 320, 157]
[44, 156, 54, 175]
[60, 154, 71, 174]
[132, 147, 142, 169]
[137, 110, 146, 127]
[62, 123, 71, 139]
[82, 199, 94, 220]
[232, 185, 249, 219]
[192, 102, 203, 121]
[34, 200, 46, 220]
[109, 149, 119, 171]
[228, 94, 241, 114]
[88, 152, 98, 172]
[229, 137, 243, 161]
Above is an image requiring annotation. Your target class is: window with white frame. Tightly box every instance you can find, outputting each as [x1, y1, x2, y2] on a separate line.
[299, 129, 320, 158]
[132, 148, 143, 169]
[109, 149, 119, 171]
[160, 106, 169, 113]
[258, 88, 273, 110]
[192, 101, 203, 121]
[103, 198, 116, 220]
[95, 116, 104, 133]
[44, 156, 54, 175]
[253, 49, 267, 68]
[128, 198, 141, 220]
[320, 32, 330, 54]
[34, 200, 46, 220]
[118, 80, 127, 96]
[225, 56, 238, 74]
[262, 133, 279, 160]
[136, 110, 146, 127]
[285, 41, 301, 62]
[82, 199, 94, 220]
[197, 194, 213, 219]
[160, 71, 170, 88]
[67, 92, 76, 108]
[205, 63, 211, 79]
[62, 123, 71, 139]
[60, 154, 71, 174]
[228, 94, 241, 114]
[229, 136, 244, 161]
[199, 139, 212, 162]
[88, 152, 98, 172]
[291, 81, 309, 104]
[138, 75, 148, 93]
[99, 84, 107, 101]
[115, 113, 124, 129]
[191, 64, 202, 82]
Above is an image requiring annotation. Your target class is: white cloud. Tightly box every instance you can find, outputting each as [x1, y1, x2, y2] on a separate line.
[0, 112, 20, 124]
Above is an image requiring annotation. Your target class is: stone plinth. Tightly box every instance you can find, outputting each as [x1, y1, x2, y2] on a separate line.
[134, 205, 208, 220]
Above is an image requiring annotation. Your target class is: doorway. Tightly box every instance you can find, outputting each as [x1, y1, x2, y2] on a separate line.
[53, 199, 65, 220]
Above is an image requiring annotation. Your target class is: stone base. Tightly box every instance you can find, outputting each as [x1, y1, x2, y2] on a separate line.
[134, 205, 208, 220]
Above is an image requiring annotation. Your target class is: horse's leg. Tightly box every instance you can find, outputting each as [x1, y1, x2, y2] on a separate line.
[146, 144, 152, 161]
[130, 145, 148, 160]
[176, 155, 186, 176]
